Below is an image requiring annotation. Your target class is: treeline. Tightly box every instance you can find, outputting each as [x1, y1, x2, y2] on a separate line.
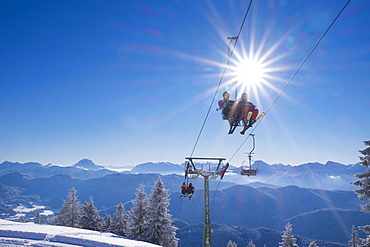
[48, 178, 178, 247]
[225, 222, 361, 247]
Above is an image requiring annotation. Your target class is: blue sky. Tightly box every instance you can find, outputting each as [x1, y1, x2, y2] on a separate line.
[0, 0, 369, 168]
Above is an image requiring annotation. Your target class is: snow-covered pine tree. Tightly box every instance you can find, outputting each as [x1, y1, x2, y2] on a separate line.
[226, 240, 237, 247]
[142, 178, 178, 247]
[79, 196, 101, 231]
[127, 183, 149, 241]
[109, 202, 128, 237]
[247, 240, 255, 247]
[308, 241, 318, 247]
[19, 215, 25, 223]
[35, 212, 41, 224]
[352, 140, 370, 244]
[349, 225, 360, 247]
[279, 222, 299, 247]
[101, 214, 111, 232]
[54, 187, 81, 228]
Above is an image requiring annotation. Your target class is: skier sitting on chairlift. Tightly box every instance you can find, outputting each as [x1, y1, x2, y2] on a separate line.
[217, 91, 235, 121]
[181, 182, 187, 197]
[187, 183, 195, 199]
[230, 93, 259, 135]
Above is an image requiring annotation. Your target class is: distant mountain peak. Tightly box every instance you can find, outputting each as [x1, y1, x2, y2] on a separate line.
[130, 161, 183, 174]
[73, 159, 104, 170]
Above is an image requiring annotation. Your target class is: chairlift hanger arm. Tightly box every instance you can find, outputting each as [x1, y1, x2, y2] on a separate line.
[249, 134, 256, 155]
[227, 36, 238, 58]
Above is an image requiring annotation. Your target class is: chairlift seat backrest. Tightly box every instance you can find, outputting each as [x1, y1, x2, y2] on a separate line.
[187, 169, 202, 174]
[241, 168, 257, 176]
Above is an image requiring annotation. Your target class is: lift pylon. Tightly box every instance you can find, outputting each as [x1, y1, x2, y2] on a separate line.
[184, 157, 227, 247]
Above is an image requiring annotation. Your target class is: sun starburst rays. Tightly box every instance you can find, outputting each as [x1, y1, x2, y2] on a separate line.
[163, 2, 301, 128]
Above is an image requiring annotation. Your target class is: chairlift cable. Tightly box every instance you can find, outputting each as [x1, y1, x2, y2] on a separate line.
[182, 1, 253, 217]
[227, 0, 351, 164]
[188, 0, 253, 159]
[181, 1, 253, 216]
[210, 0, 351, 209]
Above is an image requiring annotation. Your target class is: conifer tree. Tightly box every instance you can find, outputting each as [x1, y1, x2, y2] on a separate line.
[127, 183, 149, 241]
[101, 214, 111, 232]
[279, 222, 298, 247]
[142, 178, 178, 247]
[19, 215, 25, 223]
[349, 225, 360, 247]
[247, 240, 255, 247]
[308, 241, 318, 247]
[352, 140, 370, 243]
[54, 187, 81, 227]
[109, 202, 127, 237]
[35, 212, 41, 224]
[79, 196, 101, 231]
[226, 240, 237, 247]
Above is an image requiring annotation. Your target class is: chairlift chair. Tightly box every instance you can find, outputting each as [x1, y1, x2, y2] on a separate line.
[240, 160, 258, 176]
[240, 133, 258, 176]
[184, 161, 202, 179]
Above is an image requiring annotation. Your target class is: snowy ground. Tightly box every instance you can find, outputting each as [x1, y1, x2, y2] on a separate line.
[0, 219, 159, 247]
[10, 204, 54, 221]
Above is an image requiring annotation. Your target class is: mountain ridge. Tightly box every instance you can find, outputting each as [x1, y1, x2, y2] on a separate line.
[0, 170, 366, 244]
[0, 159, 364, 190]
[72, 158, 105, 170]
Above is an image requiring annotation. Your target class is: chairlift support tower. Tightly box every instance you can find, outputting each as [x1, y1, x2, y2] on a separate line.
[185, 157, 226, 247]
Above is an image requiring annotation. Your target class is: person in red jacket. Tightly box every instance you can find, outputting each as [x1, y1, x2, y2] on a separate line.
[187, 183, 195, 197]
[229, 93, 259, 135]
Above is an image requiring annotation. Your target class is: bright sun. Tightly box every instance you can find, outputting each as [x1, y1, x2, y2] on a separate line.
[232, 59, 265, 89]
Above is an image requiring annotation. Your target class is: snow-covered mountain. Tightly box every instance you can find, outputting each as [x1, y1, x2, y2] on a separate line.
[0, 159, 117, 180]
[130, 162, 184, 174]
[0, 171, 366, 243]
[0, 161, 367, 245]
[222, 160, 365, 190]
[0, 159, 363, 190]
[0, 219, 159, 246]
[72, 158, 105, 170]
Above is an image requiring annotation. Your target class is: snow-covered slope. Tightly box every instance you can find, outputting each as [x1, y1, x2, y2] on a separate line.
[0, 219, 159, 247]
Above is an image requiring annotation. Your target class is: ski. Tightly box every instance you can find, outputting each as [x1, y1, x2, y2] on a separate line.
[256, 112, 265, 121]
[228, 111, 252, 135]
[228, 124, 237, 135]
[246, 111, 252, 120]
[240, 112, 266, 135]
[220, 163, 229, 180]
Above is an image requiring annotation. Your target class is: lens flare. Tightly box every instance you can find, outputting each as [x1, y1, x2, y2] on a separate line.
[230, 58, 266, 92]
